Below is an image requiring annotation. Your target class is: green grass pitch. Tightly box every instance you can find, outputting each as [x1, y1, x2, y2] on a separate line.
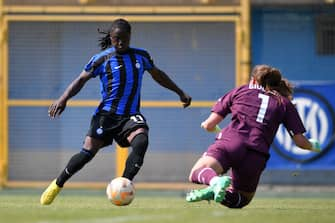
[1, 188, 335, 223]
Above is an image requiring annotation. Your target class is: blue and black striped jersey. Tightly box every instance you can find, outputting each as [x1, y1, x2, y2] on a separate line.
[84, 47, 154, 115]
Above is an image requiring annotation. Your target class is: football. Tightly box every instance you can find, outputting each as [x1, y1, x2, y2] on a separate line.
[106, 177, 135, 206]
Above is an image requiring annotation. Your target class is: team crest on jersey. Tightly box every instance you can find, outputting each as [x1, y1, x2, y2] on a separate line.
[135, 60, 141, 69]
[273, 88, 335, 163]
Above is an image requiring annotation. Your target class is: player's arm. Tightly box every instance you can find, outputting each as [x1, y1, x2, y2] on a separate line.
[202, 90, 235, 133]
[283, 98, 321, 152]
[48, 70, 92, 118]
[292, 134, 321, 152]
[201, 112, 223, 133]
[148, 67, 192, 108]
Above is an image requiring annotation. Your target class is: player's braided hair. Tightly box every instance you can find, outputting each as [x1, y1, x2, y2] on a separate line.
[252, 64, 293, 98]
[98, 18, 132, 51]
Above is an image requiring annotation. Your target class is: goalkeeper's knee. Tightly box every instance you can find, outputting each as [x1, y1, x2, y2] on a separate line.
[221, 190, 252, 209]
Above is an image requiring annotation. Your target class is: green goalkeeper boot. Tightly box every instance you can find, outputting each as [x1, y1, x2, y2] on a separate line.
[186, 186, 214, 202]
[210, 176, 231, 203]
[186, 176, 231, 203]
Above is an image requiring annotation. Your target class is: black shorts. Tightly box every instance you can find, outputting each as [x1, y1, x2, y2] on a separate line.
[87, 112, 149, 147]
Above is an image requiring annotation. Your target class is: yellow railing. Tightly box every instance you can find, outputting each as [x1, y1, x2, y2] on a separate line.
[2, 5, 241, 14]
[7, 99, 215, 107]
[0, 0, 8, 187]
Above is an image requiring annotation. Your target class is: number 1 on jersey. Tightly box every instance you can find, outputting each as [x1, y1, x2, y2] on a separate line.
[256, 93, 269, 123]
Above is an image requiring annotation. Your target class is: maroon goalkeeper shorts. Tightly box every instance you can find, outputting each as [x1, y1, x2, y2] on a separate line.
[205, 141, 269, 192]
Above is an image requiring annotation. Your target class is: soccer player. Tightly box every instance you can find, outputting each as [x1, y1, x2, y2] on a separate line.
[186, 65, 321, 208]
[40, 18, 192, 205]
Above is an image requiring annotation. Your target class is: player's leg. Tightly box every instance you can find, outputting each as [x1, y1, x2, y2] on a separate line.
[188, 155, 224, 185]
[113, 114, 149, 181]
[40, 136, 104, 205]
[186, 156, 222, 202]
[40, 114, 106, 205]
[186, 148, 231, 202]
[54, 113, 109, 187]
[122, 128, 148, 180]
[56, 136, 103, 187]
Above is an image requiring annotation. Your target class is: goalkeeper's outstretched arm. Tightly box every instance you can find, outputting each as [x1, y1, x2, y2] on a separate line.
[292, 134, 321, 152]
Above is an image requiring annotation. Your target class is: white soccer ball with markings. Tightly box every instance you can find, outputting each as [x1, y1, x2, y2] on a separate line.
[106, 177, 135, 206]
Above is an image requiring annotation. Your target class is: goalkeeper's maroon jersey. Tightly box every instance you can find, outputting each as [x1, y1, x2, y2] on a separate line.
[212, 82, 306, 155]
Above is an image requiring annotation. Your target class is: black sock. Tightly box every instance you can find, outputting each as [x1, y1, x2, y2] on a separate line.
[56, 149, 94, 187]
[122, 133, 148, 180]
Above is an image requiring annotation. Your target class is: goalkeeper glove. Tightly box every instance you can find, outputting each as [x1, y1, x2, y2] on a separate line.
[201, 123, 221, 133]
[213, 125, 221, 133]
[309, 138, 321, 152]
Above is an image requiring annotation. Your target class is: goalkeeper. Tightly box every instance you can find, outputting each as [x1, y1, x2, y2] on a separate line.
[186, 65, 321, 208]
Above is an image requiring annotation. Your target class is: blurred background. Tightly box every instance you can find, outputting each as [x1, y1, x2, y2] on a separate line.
[0, 0, 334, 189]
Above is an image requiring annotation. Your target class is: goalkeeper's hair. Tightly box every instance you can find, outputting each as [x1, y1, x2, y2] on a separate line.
[98, 18, 132, 51]
[273, 78, 294, 98]
[251, 64, 293, 98]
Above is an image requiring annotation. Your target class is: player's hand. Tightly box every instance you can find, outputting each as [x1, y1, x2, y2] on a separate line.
[308, 138, 321, 152]
[180, 93, 192, 108]
[48, 99, 67, 118]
